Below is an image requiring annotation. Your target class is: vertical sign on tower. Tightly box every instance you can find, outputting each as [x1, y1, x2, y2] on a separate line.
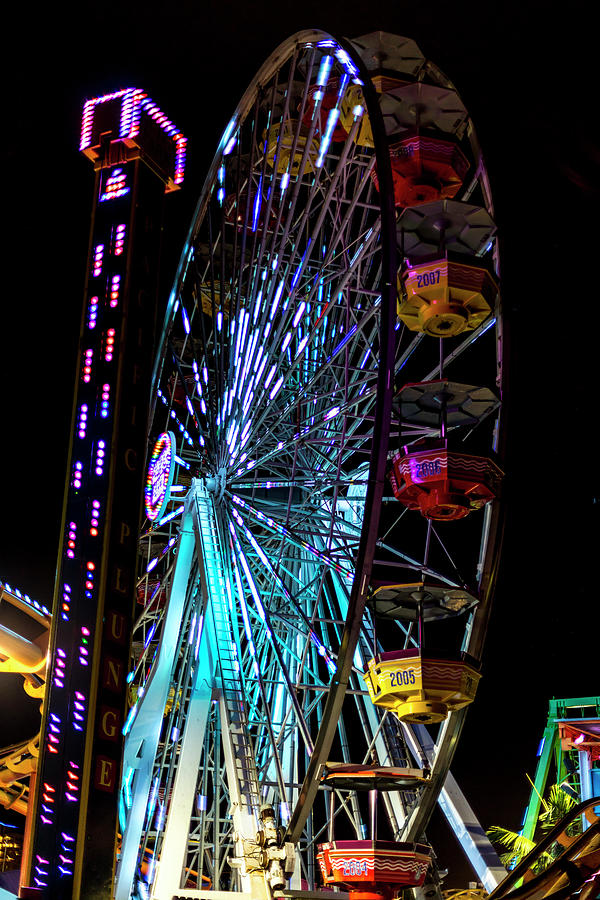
[22, 89, 186, 899]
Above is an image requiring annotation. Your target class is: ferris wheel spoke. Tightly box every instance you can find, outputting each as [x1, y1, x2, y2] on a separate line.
[231, 371, 379, 477]
[229, 524, 327, 747]
[230, 498, 357, 574]
[396, 331, 426, 378]
[270, 123, 368, 294]
[218, 280, 381, 466]
[427, 523, 469, 584]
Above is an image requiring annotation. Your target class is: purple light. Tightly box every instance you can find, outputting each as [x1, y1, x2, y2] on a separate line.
[112, 223, 126, 254]
[82, 347, 94, 380]
[110, 274, 120, 308]
[99, 168, 130, 203]
[92, 244, 104, 277]
[87, 298, 99, 331]
[316, 55, 333, 89]
[80, 90, 186, 188]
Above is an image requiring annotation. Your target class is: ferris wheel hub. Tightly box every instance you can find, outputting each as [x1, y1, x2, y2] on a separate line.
[205, 467, 227, 501]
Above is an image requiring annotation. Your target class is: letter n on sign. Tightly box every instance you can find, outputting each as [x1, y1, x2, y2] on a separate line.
[102, 655, 124, 692]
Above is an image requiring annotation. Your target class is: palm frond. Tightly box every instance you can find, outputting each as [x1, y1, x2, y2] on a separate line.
[487, 826, 536, 858]
[487, 780, 579, 875]
[538, 784, 576, 831]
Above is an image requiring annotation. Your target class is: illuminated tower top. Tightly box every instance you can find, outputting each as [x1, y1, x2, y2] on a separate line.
[79, 88, 187, 190]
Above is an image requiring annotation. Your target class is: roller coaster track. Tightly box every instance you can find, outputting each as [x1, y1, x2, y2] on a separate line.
[489, 798, 600, 900]
[0, 581, 50, 816]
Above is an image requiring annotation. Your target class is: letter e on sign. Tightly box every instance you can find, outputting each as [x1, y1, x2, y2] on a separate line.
[94, 755, 117, 793]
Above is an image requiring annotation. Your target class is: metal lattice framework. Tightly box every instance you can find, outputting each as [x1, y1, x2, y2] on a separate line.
[115, 30, 506, 900]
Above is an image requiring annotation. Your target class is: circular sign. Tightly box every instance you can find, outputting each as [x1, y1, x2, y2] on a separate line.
[145, 432, 176, 521]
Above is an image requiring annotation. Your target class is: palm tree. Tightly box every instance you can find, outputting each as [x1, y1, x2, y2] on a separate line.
[487, 784, 577, 873]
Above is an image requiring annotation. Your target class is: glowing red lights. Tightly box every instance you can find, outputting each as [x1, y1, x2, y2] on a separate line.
[90, 499, 101, 536]
[92, 244, 104, 277]
[87, 297, 99, 330]
[104, 328, 115, 362]
[145, 432, 176, 521]
[100, 169, 129, 203]
[66, 522, 77, 559]
[112, 223, 126, 255]
[82, 348, 94, 381]
[110, 275, 120, 308]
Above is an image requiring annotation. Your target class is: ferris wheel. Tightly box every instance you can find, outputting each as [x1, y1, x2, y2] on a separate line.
[115, 30, 505, 900]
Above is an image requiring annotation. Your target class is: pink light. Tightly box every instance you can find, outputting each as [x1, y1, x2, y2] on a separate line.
[80, 89, 133, 150]
[92, 244, 104, 277]
[100, 169, 129, 203]
[574, 733, 586, 745]
[81, 89, 187, 188]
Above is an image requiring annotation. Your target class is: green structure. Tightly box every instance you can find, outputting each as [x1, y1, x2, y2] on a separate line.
[522, 697, 600, 840]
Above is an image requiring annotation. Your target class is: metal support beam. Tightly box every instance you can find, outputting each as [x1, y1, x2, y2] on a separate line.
[521, 721, 556, 841]
[402, 723, 506, 891]
[115, 501, 196, 900]
[192, 483, 271, 900]
[151, 650, 213, 899]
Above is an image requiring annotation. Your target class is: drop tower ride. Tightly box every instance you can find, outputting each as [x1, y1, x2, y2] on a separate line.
[21, 89, 186, 900]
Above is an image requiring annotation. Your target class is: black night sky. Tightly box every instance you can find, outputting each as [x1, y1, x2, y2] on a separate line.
[0, 0, 597, 886]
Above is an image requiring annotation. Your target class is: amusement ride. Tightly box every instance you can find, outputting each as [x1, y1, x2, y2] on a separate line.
[0, 27, 528, 900]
